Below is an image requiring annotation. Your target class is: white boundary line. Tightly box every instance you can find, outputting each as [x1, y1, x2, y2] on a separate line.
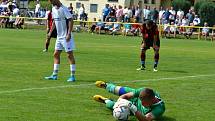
[0, 73, 215, 94]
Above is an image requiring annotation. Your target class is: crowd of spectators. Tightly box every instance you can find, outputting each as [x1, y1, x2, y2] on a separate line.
[0, 0, 24, 28]
[85, 4, 214, 39]
[158, 6, 213, 40]
[0, 0, 214, 40]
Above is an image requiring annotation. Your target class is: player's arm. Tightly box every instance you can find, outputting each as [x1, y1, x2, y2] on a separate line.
[46, 19, 49, 32]
[154, 26, 160, 41]
[119, 98, 154, 121]
[134, 111, 154, 121]
[47, 20, 55, 39]
[119, 92, 134, 100]
[66, 18, 73, 42]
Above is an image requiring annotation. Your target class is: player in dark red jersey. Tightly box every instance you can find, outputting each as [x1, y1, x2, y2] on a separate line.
[137, 20, 160, 72]
[43, 9, 57, 52]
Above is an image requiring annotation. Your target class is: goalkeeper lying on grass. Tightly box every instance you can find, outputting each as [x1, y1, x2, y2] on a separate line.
[93, 81, 165, 121]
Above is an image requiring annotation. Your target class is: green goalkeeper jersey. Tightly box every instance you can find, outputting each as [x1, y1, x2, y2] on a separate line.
[130, 88, 165, 118]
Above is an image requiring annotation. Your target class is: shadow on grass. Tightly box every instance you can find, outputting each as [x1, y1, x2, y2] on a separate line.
[161, 69, 188, 73]
[156, 116, 176, 121]
[129, 116, 176, 121]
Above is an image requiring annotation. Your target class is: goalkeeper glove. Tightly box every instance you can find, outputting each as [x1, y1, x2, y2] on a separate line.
[128, 103, 137, 114]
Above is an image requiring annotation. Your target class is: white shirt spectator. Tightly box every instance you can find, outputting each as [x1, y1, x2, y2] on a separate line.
[13, 7, 19, 16]
[202, 27, 209, 33]
[135, 8, 140, 17]
[45, 10, 50, 19]
[177, 10, 184, 20]
[181, 18, 189, 26]
[159, 10, 165, 20]
[169, 10, 176, 17]
[143, 8, 150, 19]
[193, 16, 200, 26]
[170, 24, 177, 32]
[78, 7, 84, 15]
[35, 3, 40, 13]
[52, 5, 73, 39]
[127, 9, 133, 18]
[123, 8, 128, 15]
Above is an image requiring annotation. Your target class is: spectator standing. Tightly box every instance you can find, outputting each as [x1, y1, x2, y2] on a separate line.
[169, 6, 176, 23]
[35, 0, 40, 18]
[122, 6, 128, 22]
[176, 9, 184, 21]
[68, 3, 73, 14]
[108, 6, 116, 21]
[163, 8, 171, 23]
[151, 7, 159, 23]
[186, 9, 194, 24]
[127, 7, 133, 22]
[134, 6, 141, 23]
[102, 4, 110, 22]
[158, 6, 165, 24]
[115, 5, 123, 22]
[143, 5, 150, 21]
[131, 5, 135, 17]
[79, 4, 85, 21]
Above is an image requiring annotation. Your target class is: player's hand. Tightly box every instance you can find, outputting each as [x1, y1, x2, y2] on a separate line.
[140, 43, 145, 49]
[128, 103, 137, 114]
[47, 32, 51, 39]
[115, 98, 131, 107]
[116, 98, 137, 114]
[66, 34, 71, 42]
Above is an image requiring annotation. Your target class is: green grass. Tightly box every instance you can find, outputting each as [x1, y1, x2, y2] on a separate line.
[0, 29, 215, 121]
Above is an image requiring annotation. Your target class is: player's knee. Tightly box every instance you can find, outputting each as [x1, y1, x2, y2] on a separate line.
[67, 53, 74, 59]
[53, 52, 60, 58]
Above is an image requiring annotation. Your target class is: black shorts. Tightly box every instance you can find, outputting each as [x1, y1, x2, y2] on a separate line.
[142, 39, 160, 50]
[47, 28, 57, 38]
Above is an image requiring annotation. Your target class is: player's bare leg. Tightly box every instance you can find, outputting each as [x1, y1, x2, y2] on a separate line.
[43, 37, 51, 52]
[137, 48, 146, 71]
[44, 50, 61, 80]
[153, 48, 159, 72]
[67, 51, 76, 82]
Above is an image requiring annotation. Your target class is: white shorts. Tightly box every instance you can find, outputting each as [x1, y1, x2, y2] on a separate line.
[55, 37, 75, 52]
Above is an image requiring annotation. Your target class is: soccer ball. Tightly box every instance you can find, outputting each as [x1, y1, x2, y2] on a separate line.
[113, 106, 130, 121]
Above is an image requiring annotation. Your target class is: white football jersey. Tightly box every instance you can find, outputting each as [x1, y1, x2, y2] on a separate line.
[52, 5, 73, 39]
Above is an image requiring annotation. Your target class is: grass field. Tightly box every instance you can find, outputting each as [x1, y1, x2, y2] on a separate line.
[0, 29, 215, 121]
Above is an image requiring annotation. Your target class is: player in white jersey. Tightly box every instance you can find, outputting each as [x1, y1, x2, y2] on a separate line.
[44, 0, 76, 82]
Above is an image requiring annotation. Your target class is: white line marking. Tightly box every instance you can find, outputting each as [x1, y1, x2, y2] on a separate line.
[0, 74, 215, 94]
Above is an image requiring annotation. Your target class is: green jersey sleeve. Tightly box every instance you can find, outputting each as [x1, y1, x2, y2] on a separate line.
[132, 88, 145, 97]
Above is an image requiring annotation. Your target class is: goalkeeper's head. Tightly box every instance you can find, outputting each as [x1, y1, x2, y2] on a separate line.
[139, 88, 157, 107]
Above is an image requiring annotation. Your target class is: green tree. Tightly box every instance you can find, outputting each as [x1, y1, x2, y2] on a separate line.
[199, 2, 215, 26]
[194, 0, 211, 13]
[28, 0, 52, 10]
[172, 0, 192, 13]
